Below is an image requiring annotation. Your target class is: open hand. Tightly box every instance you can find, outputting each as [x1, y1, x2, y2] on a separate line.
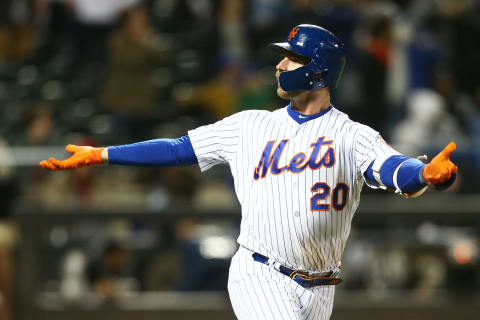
[39, 145, 104, 170]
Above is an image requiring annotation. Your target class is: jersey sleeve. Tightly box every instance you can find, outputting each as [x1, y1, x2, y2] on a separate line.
[188, 112, 242, 172]
[352, 124, 400, 188]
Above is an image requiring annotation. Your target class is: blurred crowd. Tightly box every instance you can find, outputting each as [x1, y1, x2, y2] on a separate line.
[1, 0, 480, 318]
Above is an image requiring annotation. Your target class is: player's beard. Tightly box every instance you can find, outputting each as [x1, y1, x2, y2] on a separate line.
[276, 79, 303, 100]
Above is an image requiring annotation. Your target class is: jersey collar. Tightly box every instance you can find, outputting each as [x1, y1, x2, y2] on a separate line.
[287, 103, 333, 124]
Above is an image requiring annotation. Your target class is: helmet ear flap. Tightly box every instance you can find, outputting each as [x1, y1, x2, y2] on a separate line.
[309, 52, 329, 85]
[279, 63, 328, 91]
[314, 69, 328, 81]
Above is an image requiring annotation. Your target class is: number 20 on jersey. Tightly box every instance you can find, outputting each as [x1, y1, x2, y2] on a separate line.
[311, 182, 349, 212]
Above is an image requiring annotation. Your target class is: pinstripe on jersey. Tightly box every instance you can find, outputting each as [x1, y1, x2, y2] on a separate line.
[188, 105, 398, 319]
[228, 246, 335, 320]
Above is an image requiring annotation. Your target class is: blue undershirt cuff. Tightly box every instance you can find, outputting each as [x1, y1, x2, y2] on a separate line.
[397, 159, 427, 193]
[365, 156, 426, 193]
[379, 155, 408, 188]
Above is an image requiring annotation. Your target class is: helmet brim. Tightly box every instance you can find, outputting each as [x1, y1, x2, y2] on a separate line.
[268, 42, 292, 53]
[268, 42, 311, 64]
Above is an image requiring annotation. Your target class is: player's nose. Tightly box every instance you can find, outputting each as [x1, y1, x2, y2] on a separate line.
[276, 57, 289, 72]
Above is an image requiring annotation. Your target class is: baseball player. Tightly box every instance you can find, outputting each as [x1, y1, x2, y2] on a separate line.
[40, 25, 458, 320]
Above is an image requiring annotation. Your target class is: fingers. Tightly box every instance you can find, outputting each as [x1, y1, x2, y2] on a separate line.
[441, 163, 456, 181]
[66, 144, 82, 154]
[39, 157, 81, 170]
[424, 161, 458, 184]
[48, 157, 71, 169]
[438, 142, 456, 160]
[452, 163, 458, 174]
[40, 145, 94, 170]
[39, 160, 58, 170]
[39, 158, 71, 170]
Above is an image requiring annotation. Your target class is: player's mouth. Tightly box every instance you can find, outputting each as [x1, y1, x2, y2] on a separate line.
[276, 72, 282, 87]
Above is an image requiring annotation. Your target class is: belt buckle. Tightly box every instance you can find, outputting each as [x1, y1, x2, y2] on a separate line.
[289, 271, 314, 281]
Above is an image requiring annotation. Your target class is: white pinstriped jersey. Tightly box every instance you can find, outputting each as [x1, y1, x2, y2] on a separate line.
[188, 105, 397, 273]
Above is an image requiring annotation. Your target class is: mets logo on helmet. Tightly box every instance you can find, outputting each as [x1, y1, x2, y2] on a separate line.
[288, 27, 300, 41]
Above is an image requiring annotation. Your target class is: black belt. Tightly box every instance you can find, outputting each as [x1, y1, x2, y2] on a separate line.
[252, 252, 342, 288]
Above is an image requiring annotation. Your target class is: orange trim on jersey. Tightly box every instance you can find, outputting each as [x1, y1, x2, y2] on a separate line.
[271, 139, 290, 175]
[288, 152, 308, 174]
[253, 137, 336, 180]
[319, 147, 336, 168]
[253, 140, 276, 180]
[254, 140, 290, 179]
[308, 137, 334, 169]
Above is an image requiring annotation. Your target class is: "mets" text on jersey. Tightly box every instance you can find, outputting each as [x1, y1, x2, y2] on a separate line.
[253, 137, 335, 179]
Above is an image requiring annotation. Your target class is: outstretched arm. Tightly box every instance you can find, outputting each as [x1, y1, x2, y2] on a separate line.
[39, 135, 198, 170]
[364, 142, 458, 197]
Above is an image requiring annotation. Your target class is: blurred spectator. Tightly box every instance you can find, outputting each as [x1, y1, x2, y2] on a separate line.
[431, 70, 474, 138]
[12, 105, 55, 146]
[159, 166, 199, 209]
[234, 66, 277, 112]
[344, 14, 393, 132]
[175, 60, 277, 121]
[0, 0, 35, 64]
[175, 220, 237, 291]
[351, 13, 394, 132]
[68, 0, 137, 78]
[407, 28, 443, 90]
[139, 224, 181, 291]
[32, 0, 74, 66]
[174, 62, 242, 120]
[289, 0, 361, 53]
[245, 0, 286, 61]
[101, 3, 169, 140]
[86, 241, 137, 299]
[426, 0, 480, 98]
[392, 89, 455, 157]
[218, 0, 247, 63]
[155, 0, 221, 56]
[392, 69, 474, 157]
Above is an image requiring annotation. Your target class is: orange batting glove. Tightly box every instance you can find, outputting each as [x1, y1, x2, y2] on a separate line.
[423, 142, 458, 185]
[39, 144, 105, 170]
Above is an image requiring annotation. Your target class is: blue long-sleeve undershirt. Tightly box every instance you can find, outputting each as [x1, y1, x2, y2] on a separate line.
[365, 155, 427, 193]
[108, 136, 427, 193]
[108, 135, 198, 167]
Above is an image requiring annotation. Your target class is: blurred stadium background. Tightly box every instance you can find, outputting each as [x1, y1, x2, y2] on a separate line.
[0, 0, 479, 319]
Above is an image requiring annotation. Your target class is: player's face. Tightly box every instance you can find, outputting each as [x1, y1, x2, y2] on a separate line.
[275, 56, 307, 99]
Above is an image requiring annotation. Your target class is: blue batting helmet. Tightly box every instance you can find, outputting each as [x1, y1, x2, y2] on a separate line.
[269, 24, 346, 91]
